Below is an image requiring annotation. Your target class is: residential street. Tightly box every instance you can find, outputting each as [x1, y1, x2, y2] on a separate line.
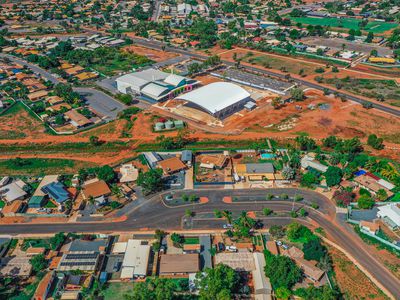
[0, 53, 126, 120]
[0, 188, 399, 298]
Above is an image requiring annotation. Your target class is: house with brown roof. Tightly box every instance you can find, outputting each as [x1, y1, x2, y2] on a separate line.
[159, 254, 199, 276]
[33, 271, 55, 300]
[64, 66, 84, 76]
[360, 220, 380, 235]
[295, 258, 325, 282]
[1, 200, 23, 217]
[28, 90, 49, 102]
[81, 179, 111, 206]
[64, 109, 92, 128]
[158, 157, 187, 175]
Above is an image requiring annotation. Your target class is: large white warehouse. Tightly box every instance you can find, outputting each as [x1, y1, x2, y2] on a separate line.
[177, 82, 251, 119]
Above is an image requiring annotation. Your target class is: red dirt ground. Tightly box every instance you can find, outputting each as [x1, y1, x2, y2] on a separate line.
[122, 45, 178, 62]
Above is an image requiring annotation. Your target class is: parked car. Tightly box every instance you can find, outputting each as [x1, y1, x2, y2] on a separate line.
[217, 242, 225, 252]
[226, 245, 237, 252]
[165, 195, 173, 201]
[282, 244, 289, 250]
[276, 240, 283, 246]
[223, 224, 233, 229]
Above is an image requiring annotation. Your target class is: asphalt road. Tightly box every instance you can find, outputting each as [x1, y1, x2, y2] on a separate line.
[128, 37, 400, 118]
[0, 53, 127, 120]
[0, 188, 399, 298]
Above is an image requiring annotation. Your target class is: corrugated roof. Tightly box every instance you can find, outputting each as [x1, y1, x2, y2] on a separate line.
[141, 82, 170, 98]
[177, 82, 250, 114]
[164, 74, 186, 86]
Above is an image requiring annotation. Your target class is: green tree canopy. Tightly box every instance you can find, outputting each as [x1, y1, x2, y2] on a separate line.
[325, 166, 342, 187]
[195, 264, 239, 300]
[137, 169, 163, 195]
[29, 254, 47, 273]
[264, 250, 302, 290]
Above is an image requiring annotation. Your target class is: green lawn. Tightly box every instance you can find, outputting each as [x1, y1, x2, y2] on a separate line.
[0, 200, 5, 208]
[100, 283, 134, 300]
[184, 237, 200, 245]
[44, 200, 57, 208]
[21, 239, 51, 251]
[290, 17, 398, 33]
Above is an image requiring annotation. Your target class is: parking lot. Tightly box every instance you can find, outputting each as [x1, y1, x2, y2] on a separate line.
[74, 87, 127, 120]
[301, 37, 393, 56]
[212, 68, 294, 95]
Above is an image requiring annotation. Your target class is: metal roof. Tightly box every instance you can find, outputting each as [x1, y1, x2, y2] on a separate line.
[141, 82, 170, 98]
[177, 82, 250, 114]
[245, 163, 274, 174]
[164, 74, 186, 86]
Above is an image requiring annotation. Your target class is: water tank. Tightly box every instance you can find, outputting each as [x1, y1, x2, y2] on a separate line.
[155, 122, 165, 131]
[165, 120, 174, 129]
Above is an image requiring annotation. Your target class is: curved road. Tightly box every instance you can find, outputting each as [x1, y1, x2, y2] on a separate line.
[0, 188, 399, 298]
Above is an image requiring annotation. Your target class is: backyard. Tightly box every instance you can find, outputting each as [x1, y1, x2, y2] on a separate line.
[100, 282, 134, 300]
[290, 17, 398, 33]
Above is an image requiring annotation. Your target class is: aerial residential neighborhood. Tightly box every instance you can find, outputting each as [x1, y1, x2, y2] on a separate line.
[0, 0, 400, 299]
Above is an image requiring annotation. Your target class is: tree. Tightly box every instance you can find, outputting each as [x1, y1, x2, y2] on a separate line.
[282, 166, 296, 180]
[290, 88, 305, 101]
[303, 238, 326, 261]
[276, 287, 292, 300]
[89, 135, 101, 146]
[49, 232, 65, 250]
[271, 97, 282, 109]
[264, 250, 302, 289]
[263, 208, 273, 216]
[29, 254, 47, 273]
[325, 166, 343, 187]
[185, 209, 192, 217]
[358, 194, 375, 209]
[376, 188, 388, 201]
[137, 169, 163, 195]
[232, 211, 256, 238]
[214, 209, 222, 218]
[367, 134, 384, 150]
[196, 264, 239, 300]
[287, 222, 314, 242]
[170, 233, 183, 247]
[301, 172, 319, 188]
[97, 165, 115, 183]
[126, 278, 179, 300]
[269, 225, 286, 239]
[333, 190, 354, 206]
[365, 31, 374, 43]
[294, 285, 340, 300]
[295, 136, 317, 151]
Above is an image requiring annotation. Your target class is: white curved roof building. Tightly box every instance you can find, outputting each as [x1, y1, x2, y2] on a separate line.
[177, 82, 251, 118]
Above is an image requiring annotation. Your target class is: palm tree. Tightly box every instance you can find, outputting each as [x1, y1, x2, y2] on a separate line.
[222, 210, 233, 224]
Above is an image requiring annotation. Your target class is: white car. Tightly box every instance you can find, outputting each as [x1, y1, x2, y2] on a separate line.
[276, 240, 283, 246]
[226, 245, 237, 252]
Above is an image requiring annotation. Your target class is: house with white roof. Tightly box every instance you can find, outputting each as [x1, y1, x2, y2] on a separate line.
[377, 204, 400, 229]
[120, 240, 150, 279]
